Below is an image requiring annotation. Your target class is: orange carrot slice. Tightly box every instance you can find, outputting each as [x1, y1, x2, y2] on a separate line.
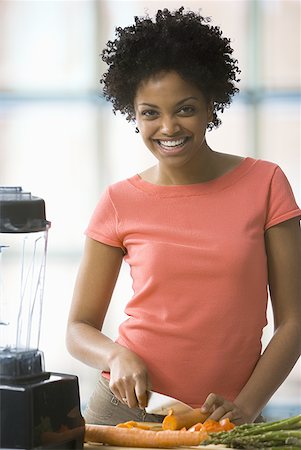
[189, 418, 235, 433]
[116, 420, 151, 430]
[219, 418, 235, 431]
[85, 424, 208, 448]
[162, 408, 208, 430]
[188, 422, 205, 432]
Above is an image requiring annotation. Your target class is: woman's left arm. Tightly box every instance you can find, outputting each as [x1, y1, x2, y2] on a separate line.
[202, 217, 301, 423]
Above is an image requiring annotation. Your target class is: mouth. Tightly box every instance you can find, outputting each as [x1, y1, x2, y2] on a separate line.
[155, 137, 190, 154]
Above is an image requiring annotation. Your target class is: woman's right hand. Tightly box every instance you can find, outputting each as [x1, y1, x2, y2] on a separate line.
[66, 238, 150, 409]
[108, 344, 151, 409]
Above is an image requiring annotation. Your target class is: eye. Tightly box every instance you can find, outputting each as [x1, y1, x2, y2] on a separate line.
[141, 109, 159, 119]
[177, 105, 196, 116]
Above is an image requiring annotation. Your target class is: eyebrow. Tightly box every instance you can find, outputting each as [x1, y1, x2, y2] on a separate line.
[137, 96, 199, 108]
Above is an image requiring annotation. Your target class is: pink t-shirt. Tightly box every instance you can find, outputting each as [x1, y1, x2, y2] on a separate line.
[85, 157, 301, 407]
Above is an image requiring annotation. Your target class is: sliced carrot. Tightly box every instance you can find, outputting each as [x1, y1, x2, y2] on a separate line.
[188, 422, 205, 432]
[162, 408, 208, 431]
[85, 424, 208, 448]
[189, 418, 235, 433]
[202, 419, 223, 432]
[219, 417, 235, 431]
[116, 421, 151, 430]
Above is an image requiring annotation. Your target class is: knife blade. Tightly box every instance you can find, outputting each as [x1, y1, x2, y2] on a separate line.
[145, 391, 193, 415]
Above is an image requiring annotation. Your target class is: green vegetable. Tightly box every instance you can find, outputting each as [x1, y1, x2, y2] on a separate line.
[201, 414, 301, 449]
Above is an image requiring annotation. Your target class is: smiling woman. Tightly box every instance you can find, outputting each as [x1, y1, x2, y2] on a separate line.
[0, 0, 299, 424]
[65, 6, 301, 428]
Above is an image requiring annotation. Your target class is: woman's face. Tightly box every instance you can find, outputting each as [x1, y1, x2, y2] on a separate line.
[134, 71, 213, 170]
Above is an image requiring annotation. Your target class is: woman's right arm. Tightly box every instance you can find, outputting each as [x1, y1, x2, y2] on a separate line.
[66, 237, 150, 409]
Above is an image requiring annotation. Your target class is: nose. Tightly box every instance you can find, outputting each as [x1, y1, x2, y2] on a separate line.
[160, 115, 180, 136]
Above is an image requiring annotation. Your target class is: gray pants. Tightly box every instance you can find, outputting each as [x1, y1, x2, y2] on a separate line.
[84, 375, 164, 426]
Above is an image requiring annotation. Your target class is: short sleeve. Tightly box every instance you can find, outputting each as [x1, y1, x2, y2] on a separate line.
[265, 166, 301, 230]
[85, 187, 124, 250]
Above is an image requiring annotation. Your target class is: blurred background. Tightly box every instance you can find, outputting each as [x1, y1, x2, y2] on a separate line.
[0, 0, 300, 419]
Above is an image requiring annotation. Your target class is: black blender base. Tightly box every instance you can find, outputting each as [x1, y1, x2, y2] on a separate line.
[0, 441, 83, 450]
[0, 372, 85, 449]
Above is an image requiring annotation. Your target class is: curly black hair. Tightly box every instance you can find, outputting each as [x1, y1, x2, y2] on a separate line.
[101, 7, 241, 130]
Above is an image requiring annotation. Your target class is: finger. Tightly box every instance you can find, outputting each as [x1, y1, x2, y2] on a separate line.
[135, 372, 150, 409]
[122, 374, 141, 409]
[135, 385, 148, 409]
[201, 393, 224, 414]
[116, 386, 128, 405]
[220, 410, 242, 422]
[145, 381, 152, 407]
[232, 417, 245, 425]
[109, 380, 128, 405]
[146, 378, 152, 392]
[124, 387, 139, 409]
[207, 404, 234, 422]
[112, 389, 127, 404]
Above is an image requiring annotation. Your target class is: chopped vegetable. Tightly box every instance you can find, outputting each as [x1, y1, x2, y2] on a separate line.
[116, 420, 152, 430]
[162, 407, 208, 430]
[189, 417, 235, 433]
[219, 418, 236, 431]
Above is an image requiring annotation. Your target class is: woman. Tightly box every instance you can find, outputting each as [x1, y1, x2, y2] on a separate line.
[66, 7, 301, 425]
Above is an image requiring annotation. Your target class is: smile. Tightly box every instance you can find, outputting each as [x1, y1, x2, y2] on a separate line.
[156, 137, 189, 153]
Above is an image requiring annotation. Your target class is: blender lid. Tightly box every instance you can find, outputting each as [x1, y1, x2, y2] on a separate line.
[0, 186, 51, 233]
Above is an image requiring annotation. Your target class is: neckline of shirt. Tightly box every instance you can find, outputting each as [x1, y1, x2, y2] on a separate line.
[128, 157, 258, 197]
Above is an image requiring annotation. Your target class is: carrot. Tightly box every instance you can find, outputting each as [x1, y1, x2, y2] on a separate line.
[219, 417, 235, 431]
[189, 418, 236, 433]
[116, 421, 164, 431]
[116, 420, 151, 430]
[85, 424, 208, 448]
[162, 408, 208, 431]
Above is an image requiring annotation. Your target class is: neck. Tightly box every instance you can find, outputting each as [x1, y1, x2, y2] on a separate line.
[155, 145, 219, 185]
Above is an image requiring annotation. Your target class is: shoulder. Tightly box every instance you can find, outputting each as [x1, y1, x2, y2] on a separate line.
[240, 157, 295, 196]
[218, 154, 295, 199]
[213, 152, 279, 180]
[102, 175, 145, 209]
[233, 155, 281, 181]
[249, 157, 279, 172]
[246, 158, 294, 189]
[105, 176, 138, 196]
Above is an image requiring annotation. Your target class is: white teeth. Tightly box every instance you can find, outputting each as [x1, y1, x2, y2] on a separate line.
[159, 138, 186, 147]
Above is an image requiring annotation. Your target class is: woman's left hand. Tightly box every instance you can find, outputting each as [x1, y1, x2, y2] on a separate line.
[200, 393, 252, 425]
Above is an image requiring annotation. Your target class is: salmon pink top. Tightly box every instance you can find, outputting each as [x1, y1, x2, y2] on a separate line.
[85, 157, 301, 408]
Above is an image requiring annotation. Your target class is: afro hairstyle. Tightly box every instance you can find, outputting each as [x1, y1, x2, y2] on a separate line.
[101, 7, 241, 130]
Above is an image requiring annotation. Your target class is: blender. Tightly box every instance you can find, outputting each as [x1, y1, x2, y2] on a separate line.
[0, 187, 85, 449]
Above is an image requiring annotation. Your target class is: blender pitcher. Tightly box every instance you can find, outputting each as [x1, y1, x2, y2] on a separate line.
[0, 186, 50, 377]
[0, 187, 84, 450]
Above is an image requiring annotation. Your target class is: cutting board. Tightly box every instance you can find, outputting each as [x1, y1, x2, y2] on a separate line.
[85, 446, 233, 449]
[85, 444, 233, 449]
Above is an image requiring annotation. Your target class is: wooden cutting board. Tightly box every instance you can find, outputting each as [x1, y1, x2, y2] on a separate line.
[85, 444, 233, 449]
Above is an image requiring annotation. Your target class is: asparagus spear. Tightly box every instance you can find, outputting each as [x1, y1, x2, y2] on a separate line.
[230, 430, 301, 447]
[202, 414, 301, 448]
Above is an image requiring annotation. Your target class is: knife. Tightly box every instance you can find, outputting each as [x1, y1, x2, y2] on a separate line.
[145, 391, 193, 415]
